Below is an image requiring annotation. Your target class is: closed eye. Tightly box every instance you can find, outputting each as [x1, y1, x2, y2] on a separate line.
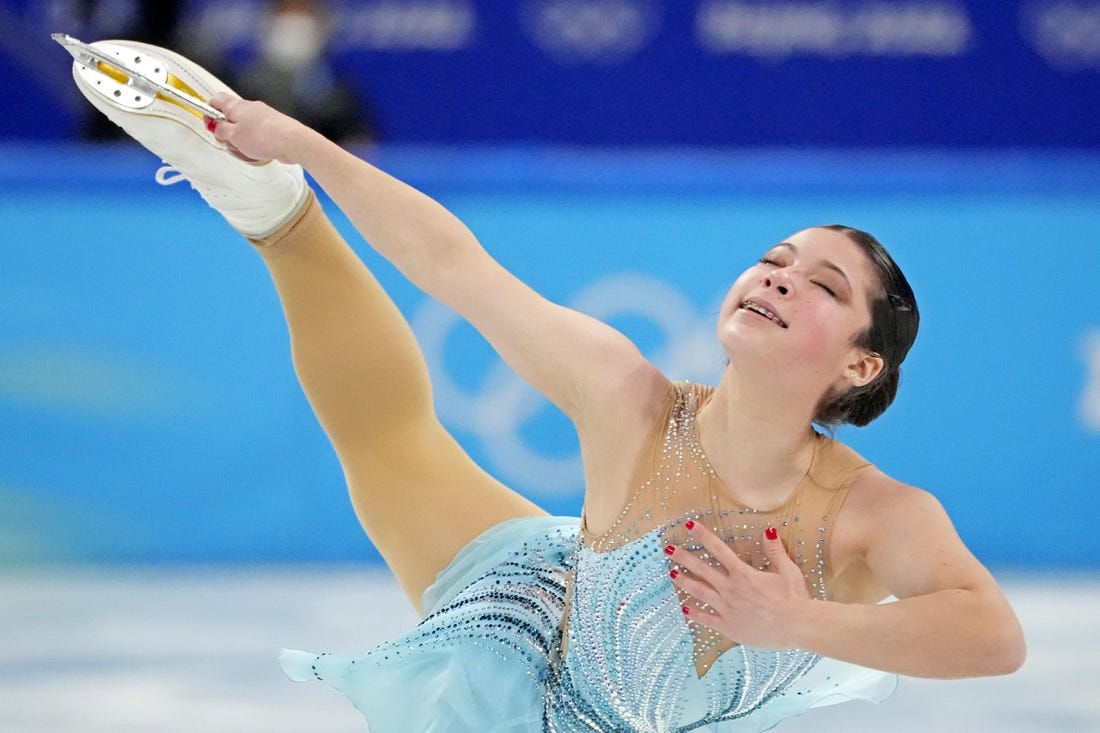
[813, 281, 837, 297]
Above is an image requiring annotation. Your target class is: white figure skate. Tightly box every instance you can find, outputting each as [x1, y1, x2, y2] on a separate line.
[54, 33, 308, 238]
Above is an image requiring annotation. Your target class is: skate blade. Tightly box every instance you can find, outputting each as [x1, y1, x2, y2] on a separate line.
[53, 33, 226, 122]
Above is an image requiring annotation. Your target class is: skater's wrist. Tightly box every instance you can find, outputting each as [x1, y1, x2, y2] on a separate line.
[285, 124, 336, 169]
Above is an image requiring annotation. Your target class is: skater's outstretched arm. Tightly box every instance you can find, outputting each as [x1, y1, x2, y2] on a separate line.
[210, 95, 668, 431]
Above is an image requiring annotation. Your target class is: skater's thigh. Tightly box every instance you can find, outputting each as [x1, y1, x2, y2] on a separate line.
[342, 415, 547, 611]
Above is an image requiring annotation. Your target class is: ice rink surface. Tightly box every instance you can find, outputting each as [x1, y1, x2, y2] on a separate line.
[2, 567, 1096, 732]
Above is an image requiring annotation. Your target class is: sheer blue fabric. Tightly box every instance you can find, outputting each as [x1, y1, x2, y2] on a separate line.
[280, 516, 895, 731]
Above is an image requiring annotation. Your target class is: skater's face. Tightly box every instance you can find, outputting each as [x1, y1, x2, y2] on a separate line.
[708, 225, 880, 416]
[715, 224, 919, 427]
[719, 227, 876, 356]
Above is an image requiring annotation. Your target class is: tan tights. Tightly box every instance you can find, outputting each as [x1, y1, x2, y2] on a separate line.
[253, 192, 546, 612]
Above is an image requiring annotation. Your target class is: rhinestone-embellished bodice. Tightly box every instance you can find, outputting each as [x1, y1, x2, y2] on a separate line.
[545, 381, 872, 729]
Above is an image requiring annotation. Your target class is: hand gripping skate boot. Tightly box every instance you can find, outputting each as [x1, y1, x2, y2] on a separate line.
[54, 33, 308, 239]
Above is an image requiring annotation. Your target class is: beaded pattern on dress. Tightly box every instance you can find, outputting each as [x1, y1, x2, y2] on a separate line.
[299, 524, 575, 694]
[542, 382, 854, 731]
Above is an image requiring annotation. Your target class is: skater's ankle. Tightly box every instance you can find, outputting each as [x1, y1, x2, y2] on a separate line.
[249, 190, 321, 256]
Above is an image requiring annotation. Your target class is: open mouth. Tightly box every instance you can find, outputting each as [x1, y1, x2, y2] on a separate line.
[740, 300, 788, 328]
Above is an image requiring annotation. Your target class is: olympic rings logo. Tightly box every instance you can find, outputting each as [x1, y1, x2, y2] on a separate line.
[410, 273, 726, 495]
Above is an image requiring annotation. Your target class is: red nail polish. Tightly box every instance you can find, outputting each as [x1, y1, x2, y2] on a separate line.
[685, 520, 695, 530]
[664, 545, 676, 556]
[765, 527, 778, 541]
[669, 569, 678, 579]
[205, 117, 217, 133]
[682, 606, 690, 615]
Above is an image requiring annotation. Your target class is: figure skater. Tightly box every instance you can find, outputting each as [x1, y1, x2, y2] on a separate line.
[62, 37, 1025, 732]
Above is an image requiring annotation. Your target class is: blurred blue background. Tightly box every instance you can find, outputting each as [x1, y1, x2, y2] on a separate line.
[1, 0, 1098, 570]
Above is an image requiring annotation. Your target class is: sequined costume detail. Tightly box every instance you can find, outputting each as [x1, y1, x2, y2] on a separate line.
[280, 382, 897, 731]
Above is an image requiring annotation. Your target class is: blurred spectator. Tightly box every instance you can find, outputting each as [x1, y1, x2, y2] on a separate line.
[230, 0, 376, 146]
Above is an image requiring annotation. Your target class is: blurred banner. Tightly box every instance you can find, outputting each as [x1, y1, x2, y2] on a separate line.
[1, 145, 1097, 567]
[3, 0, 1099, 146]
